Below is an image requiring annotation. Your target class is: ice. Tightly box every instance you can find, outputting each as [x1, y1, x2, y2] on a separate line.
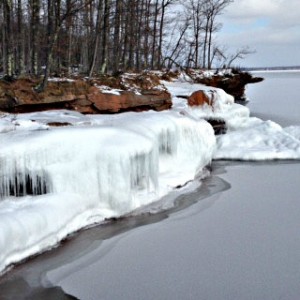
[0, 110, 215, 274]
[0, 118, 16, 133]
[164, 79, 250, 129]
[165, 79, 300, 161]
[214, 121, 300, 160]
[284, 126, 300, 141]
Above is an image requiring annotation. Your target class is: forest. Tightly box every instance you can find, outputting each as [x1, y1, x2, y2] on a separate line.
[0, 0, 244, 86]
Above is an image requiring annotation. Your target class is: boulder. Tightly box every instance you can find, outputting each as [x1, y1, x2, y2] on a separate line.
[186, 69, 264, 101]
[205, 118, 227, 135]
[188, 90, 216, 107]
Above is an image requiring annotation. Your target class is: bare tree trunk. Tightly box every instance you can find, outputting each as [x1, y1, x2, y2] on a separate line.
[112, 0, 122, 73]
[35, 0, 55, 92]
[151, 0, 159, 69]
[30, 0, 40, 75]
[3, 0, 13, 76]
[101, 0, 110, 73]
[143, 0, 151, 69]
[128, 0, 136, 70]
[54, 0, 62, 74]
[135, 0, 142, 71]
[203, 0, 234, 69]
[165, 18, 189, 69]
[157, 1, 166, 69]
[66, 0, 73, 75]
[80, 0, 90, 73]
[207, 18, 213, 69]
[202, 18, 209, 69]
[17, 0, 25, 75]
[89, 0, 103, 77]
[1, 2, 6, 74]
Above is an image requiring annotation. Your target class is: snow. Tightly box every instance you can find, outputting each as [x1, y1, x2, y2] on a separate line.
[214, 120, 300, 160]
[94, 85, 123, 95]
[0, 108, 215, 274]
[0, 118, 15, 133]
[0, 75, 300, 275]
[48, 77, 75, 82]
[285, 126, 300, 141]
[165, 79, 300, 161]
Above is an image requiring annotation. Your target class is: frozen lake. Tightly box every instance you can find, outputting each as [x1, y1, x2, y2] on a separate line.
[247, 70, 300, 126]
[1, 71, 300, 300]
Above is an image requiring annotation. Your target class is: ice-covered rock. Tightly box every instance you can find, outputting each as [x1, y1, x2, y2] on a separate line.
[0, 110, 215, 274]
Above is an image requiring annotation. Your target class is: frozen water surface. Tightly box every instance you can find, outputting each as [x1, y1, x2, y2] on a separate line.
[46, 161, 300, 300]
[247, 71, 300, 127]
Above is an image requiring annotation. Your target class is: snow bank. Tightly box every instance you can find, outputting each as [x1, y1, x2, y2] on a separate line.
[165, 79, 300, 161]
[0, 110, 215, 274]
[164, 79, 250, 129]
[0, 118, 15, 133]
[284, 126, 300, 141]
[214, 121, 300, 160]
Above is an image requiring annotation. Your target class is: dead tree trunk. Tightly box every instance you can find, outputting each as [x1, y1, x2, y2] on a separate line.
[3, 0, 13, 77]
[101, 0, 110, 73]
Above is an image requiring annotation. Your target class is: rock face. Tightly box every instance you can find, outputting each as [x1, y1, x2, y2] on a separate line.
[187, 69, 264, 101]
[0, 77, 172, 114]
[87, 89, 171, 113]
[186, 90, 228, 135]
[205, 118, 227, 135]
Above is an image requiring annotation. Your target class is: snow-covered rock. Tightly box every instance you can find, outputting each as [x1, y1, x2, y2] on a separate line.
[0, 109, 215, 274]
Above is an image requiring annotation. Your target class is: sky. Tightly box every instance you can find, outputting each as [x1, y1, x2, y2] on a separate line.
[218, 0, 300, 68]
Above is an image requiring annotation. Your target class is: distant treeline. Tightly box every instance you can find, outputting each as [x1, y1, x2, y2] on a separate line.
[243, 66, 300, 71]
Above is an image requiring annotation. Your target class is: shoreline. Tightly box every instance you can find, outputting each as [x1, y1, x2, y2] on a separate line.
[47, 160, 300, 300]
[0, 163, 231, 299]
[1, 160, 299, 299]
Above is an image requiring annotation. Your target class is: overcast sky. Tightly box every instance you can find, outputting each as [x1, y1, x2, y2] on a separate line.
[218, 0, 300, 68]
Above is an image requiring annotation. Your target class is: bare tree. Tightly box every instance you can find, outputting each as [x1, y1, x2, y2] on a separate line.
[36, 0, 94, 92]
[225, 46, 255, 68]
[112, 0, 122, 73]
[205, 0, 233, 69]
[0, 0, 252, 81]
[17, 0, 25, 74]
[2, 0, 13, 76]
[187, 0, 204, 68]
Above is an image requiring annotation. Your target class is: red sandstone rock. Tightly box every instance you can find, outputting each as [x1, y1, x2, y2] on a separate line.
[188, 90, 216, 107]
[87, 90, 172, 113]
[0, 77, 172, 114]
[186, 69, 264, 101]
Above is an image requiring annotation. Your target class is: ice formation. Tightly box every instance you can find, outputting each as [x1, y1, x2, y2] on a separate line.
[0, 110, 215, 274]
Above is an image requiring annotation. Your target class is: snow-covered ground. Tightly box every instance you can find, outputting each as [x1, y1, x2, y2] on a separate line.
[1, 73, 300, 276]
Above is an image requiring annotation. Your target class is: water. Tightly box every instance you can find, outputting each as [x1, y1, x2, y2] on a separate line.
[46, 161, 300, 300]
[247, 71, 300, 126]
[1, 71, 300, 300]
